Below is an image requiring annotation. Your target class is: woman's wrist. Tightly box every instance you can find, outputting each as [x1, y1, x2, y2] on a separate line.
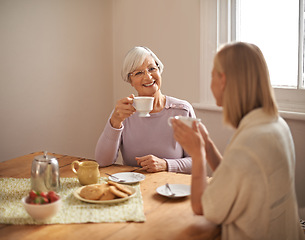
[191, 146, 206, 164]
[204, 136, 214, 154]
[110, 116, 122, 129]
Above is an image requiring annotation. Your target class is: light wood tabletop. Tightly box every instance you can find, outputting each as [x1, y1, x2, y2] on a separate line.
[0, 152, 221, 240]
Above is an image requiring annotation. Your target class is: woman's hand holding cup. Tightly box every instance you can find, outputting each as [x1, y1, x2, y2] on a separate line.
[170, 116, 205, 159]
[168, 116, 201, 128]
[110, 94, 136, 128]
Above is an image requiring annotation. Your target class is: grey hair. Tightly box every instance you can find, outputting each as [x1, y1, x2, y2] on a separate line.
[121, 46, 164, 82]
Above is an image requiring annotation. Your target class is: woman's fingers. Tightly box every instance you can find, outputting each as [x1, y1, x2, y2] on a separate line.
[172, 119, 205, 157]
[110, 95, 136, 128]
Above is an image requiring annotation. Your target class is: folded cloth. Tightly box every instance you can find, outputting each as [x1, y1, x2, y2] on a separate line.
[0, 177, 145, 225]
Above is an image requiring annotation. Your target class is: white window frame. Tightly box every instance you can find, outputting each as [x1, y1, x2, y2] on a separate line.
[193, 0, 305, 121]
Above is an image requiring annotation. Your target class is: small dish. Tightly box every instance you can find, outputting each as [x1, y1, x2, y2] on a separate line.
[73, 184, 136, 204]
[22, 196, 62, 221]
[156, 184, 191, 198]
[108, 172, 145, 184]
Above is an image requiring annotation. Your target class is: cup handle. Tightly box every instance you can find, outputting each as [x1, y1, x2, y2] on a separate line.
[168, 117, 174, 126]
[71, 161, 79, 175]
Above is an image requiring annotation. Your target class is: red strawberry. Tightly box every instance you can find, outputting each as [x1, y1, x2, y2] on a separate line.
[39, 192, 48, 198]
[29, 190, 38, 200]
[34, 196, 48, 204]
[47, 191, 59, 203]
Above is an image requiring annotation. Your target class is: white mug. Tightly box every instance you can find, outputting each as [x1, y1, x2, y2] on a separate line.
[168, 116, 201, 128]
[133, 96, 154, 117]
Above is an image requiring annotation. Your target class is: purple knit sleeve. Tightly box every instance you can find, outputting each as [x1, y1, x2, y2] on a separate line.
[165, 157, 192, 173]
[95, 118, 123, 167]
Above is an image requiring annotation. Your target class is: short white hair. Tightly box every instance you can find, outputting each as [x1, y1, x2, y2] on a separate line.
[121, 46, 164, 82]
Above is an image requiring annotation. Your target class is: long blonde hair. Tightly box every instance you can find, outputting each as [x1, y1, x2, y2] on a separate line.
[214, 42, 278, 128]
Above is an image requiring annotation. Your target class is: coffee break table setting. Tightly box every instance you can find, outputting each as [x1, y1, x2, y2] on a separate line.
[0, 152, 221, 240]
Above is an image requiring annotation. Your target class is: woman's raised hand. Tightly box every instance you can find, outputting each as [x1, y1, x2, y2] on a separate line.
[110, 94, 136, 128]
[172, 119, 206, 159]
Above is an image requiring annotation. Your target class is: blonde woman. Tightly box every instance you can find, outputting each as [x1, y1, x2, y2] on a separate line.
[171, 42, 304, 239]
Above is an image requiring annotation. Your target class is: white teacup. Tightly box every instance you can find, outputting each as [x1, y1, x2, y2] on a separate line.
[133, 96, 154, 117]
[168, 116, 201, 128]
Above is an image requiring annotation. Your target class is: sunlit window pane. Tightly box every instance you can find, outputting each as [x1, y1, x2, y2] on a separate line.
[237, 0, 299, 88]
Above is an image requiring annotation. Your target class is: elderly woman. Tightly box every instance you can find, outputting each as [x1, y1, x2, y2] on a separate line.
[95, 46, 196, 173]
[171, 42, 304, 239]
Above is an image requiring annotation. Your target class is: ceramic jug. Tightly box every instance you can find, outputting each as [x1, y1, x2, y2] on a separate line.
[71, 160, 100, 185]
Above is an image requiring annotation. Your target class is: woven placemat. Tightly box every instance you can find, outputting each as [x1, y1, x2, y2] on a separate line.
[0, 177, 145, 225]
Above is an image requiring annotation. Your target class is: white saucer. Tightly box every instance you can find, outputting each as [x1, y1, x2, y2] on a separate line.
[108, 172, 145, 184]
[156, 184, 191, 198]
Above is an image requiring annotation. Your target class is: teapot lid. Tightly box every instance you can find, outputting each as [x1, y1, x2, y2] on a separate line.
[34, 151, 57, 162]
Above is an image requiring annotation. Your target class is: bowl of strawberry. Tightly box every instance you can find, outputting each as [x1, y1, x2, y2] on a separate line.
[22, 190, 62, 221]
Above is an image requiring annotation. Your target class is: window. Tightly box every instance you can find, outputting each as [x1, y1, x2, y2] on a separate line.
[236, 0, 300, 89]
[197, 0, 305, 119]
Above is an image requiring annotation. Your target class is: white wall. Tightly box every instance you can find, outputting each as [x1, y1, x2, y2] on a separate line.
[1, 0, 304, 214]
[112, 0, 200, 102]
[0, 0, 113, 161]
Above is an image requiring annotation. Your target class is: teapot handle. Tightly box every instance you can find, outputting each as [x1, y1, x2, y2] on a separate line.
[71, 161, 80, 175]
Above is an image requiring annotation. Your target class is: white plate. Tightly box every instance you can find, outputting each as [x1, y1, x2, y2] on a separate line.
[73, 184, 136, 204]
[108, 172, 145, 184]
[156, 184, 191, 198]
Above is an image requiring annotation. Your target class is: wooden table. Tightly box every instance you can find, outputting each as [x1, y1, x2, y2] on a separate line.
[0, 152, 221, 240]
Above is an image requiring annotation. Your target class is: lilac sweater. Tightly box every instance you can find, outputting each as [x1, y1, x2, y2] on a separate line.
[95, 96, 196, 173]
